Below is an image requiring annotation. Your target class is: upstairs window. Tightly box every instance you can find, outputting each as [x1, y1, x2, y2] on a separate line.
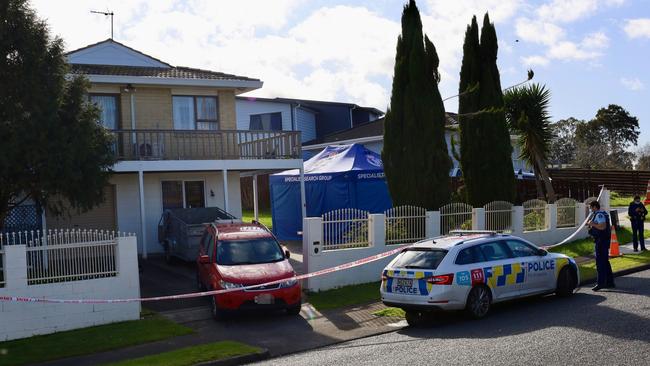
[250, 112, 282, 131]
[90, 94, 119, 129]
[173, 96, 219, 130]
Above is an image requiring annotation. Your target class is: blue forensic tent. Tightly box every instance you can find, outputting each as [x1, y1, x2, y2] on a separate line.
[270, 144, 392, 240]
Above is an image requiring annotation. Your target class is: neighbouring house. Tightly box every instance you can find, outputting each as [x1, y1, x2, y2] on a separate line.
[19, 38, 305, 258]
[301, 114, 534, 175]
[236, 97, 384, 210]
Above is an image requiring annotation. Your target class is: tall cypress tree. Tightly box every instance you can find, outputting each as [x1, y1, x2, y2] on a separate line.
[458, 14, 515, 206]
[382, 0, 451, 210]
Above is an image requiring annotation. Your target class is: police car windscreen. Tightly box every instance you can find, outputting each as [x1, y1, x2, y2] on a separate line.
[216, 239, 285, 265]
[392, 249, 447, 269]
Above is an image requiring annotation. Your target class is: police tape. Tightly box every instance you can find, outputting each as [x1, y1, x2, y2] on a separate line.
[0, 243, 411, 304]
[546, 186, 606, 248]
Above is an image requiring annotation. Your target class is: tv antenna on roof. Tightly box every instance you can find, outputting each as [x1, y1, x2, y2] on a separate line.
[91, 10, 114, 39]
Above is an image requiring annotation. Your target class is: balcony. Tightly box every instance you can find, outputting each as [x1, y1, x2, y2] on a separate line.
[110, 129, 302, 161]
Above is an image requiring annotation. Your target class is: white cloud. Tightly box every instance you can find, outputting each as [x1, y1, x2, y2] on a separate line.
[582, 31, 609, 48]
[521, 55, 550, 66]
[515, 17, 565, 45]
[537, 0, 598, 23]
[620, 77, 645, 91]
[624, 18, 650, 39]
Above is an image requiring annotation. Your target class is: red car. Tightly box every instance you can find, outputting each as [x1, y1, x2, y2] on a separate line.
[196, 221, 302, 320]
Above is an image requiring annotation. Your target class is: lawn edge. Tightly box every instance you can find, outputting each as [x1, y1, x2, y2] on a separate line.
[196, 348, 270, 366]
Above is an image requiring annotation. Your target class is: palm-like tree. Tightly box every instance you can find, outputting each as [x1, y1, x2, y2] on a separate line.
[504, 83, 556, 202]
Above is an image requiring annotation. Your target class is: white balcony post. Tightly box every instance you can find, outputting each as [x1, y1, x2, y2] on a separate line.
[299, 167, 307, 218]
[222, 169, 229, 213]
[512, 206, 524, 236]
[138, 170, 147, 259]
[472, 208, 486, 230]
[368, 214, 386, 248]
[426, 211, 440, 238]
[252, 175, 259, 221]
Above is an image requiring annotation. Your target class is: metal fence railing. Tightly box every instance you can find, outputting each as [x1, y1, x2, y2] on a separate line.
[384, 205, 426, 245]
[484, 201, 514, 233]
[523, 199, 548, 232]
[0, 242, 4, 288]
[440, 202, 473, 234]
[322, 208, 369, 251]
[556, 198, 578, 228]
[0, 229, 133, 286]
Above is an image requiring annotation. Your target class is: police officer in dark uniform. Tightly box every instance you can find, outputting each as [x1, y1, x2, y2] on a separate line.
[627, 195, 647, 252]
[587, 200, 615, 291]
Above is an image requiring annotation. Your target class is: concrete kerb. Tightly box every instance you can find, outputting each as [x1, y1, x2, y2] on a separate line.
[196, 349, 270, 366]
[579, 263, 650, 286]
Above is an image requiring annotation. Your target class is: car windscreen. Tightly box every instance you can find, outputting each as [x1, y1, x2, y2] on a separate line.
[392, 248, 447, 269]
[216, 239, 285, 265]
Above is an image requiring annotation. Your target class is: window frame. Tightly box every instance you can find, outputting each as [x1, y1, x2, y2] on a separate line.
[455, 244, 487, 265]
[161, 179, 207, 211]
[476, 241, 514, 262]
[172, 95, 219, 131]
[503, 239, 541, 258]
[249, 112, 283, 131]
[88, 93, 121, 130]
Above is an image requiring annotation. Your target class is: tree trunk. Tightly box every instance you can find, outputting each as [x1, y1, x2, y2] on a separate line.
[534, 154, 556, 202]
[532, 165, 544, 200]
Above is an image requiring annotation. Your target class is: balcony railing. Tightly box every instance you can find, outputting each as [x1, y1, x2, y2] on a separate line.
[109, 129, 302, 160]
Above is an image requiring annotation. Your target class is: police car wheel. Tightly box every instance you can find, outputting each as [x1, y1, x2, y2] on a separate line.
[405, 310, 426, 327]
[466, 286, 491, 319]
[556, 267, 577, 297]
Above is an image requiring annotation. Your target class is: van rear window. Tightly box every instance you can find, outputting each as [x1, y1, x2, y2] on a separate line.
[392, 249, 447, 269]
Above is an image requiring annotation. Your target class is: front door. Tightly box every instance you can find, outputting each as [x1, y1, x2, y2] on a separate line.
[476, 241, 521, 301]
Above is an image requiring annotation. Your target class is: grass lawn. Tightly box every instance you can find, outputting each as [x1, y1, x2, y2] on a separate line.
[0, 311, 193, 366]
[372, 307, 405, 318]
[307, 281, 381, 310]
[579, 250, 650, 282]
[610, 191, 635, 207]
[242, 209, 272, 229]
[106, 341, 263, 366]
[550, 227, 648, 258]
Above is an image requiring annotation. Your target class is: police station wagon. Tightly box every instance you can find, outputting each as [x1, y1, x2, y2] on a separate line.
[380, 231, 579, 325]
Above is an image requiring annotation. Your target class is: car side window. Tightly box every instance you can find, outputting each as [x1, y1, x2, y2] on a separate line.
[455, 245, 487, 265]
[504, 240, 539, 258]
[478, 241, 512, 262]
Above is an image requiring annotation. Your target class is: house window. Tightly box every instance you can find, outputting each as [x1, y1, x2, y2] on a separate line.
[90, 94, 119, 129]
[250, 112, 282, 131]
[162, 181, 205, 210]
[172, 96, 219, 130]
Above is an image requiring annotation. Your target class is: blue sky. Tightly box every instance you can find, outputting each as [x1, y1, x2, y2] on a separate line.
[32, 0, 650, 146]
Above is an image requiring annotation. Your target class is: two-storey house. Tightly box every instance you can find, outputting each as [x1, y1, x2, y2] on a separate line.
[43, 39, 304, 258]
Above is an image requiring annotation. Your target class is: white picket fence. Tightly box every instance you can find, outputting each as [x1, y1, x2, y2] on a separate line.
[557, 198, 578, 228]
[440, 202, 473, 234]
[1, 229, 135, 285]
[523, 199, 548, 232]
[322, 209, 369, 251]
[484, 201, 514, 232]
[384, 205, 426, 245]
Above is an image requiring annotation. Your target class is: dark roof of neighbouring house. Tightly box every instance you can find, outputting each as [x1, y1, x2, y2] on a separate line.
[303, 112, 459, 146]
[69, 64, 261, 82]
[66, 39, 261, 83]
[236, 96, 384, 116]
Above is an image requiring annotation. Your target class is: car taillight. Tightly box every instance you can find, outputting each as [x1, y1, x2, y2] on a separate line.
[426, 274, 454, 285]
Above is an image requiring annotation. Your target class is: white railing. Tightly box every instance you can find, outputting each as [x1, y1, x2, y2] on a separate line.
[384, 205, 426, 245]
[440, 202, 473, 234]
[322, 208, 369, 251]
[484, 201, 514, 232]
[557, 198, 578, 228]
[523, 199, 548, 232]
[1, 229, 134, 285]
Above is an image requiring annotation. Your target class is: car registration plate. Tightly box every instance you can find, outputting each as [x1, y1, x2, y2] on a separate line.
[394, 278, 419, 295]
[254, 294, 274, 305]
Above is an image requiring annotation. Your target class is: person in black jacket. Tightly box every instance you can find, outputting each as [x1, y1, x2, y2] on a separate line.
[628, 195, 647, 252]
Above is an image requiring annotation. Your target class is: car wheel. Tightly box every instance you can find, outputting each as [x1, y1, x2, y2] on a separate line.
[210, 295, 226, 321]
[466, 286, 491, 319]
[164, 242, 174, 265]
[405, 310, 426, 327]
[556, 267, 577, 297]
[286, 303, 302, 316]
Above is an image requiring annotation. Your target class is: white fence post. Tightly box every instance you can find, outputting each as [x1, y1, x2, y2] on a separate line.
[369, 214, 385, 247]
[576, 203, 586, 224]
[472, 208, 480, 230]
[602, 189, 611, 212]
[426, 211, 440, 238]
[512, 206, 524, 236]
[4, 245, 27, 289]
[303, 217, 323, 260]
[547, 204, 558, 231]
